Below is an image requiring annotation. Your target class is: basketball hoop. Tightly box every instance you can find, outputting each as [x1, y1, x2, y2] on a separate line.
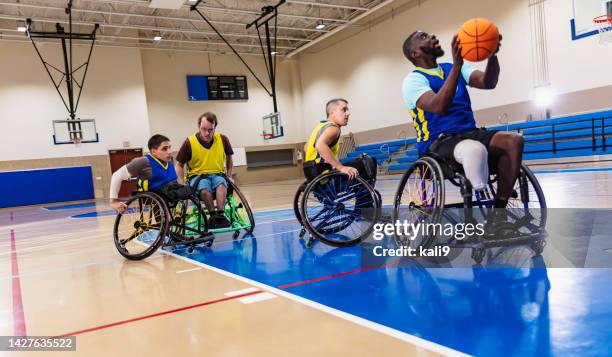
[72, 137, 82, 147]
[260, 133, 274, 141]
[594, 15, 612, 44]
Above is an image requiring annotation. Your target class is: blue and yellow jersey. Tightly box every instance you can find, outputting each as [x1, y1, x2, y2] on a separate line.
[305, 120, 340, 163]
[407, 63, 477, 153]
[137, 154, 178, 191]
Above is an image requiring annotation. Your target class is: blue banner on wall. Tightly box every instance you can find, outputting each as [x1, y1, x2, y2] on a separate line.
[0, 166, 95, 208]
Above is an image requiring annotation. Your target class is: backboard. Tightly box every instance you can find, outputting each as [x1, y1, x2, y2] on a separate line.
[571, 0, 612, 40]
[261, 112, 284, 141]
[52, 119, 99, 145]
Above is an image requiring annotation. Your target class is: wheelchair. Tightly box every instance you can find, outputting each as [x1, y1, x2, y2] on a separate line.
[113, 174, 255, 260]
[294, 156, 382, 248]
[392, 152, 547, 264]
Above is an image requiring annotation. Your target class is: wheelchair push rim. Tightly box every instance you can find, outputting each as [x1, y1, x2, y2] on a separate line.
[300, 172, 380, 247]
[393, 157, 445, 250]
[113, 192, 169, 260]
[218, 181, 255, 234]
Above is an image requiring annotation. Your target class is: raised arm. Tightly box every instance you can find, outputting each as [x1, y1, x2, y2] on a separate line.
[415, 34, 464, 115]
[468, 35, 502, 89]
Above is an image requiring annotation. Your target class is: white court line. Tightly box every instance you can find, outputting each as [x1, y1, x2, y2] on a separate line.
[224, 287, 260, 297]
[237, 292, 277, 304]
[175, 267, 202, 274]
[162, 250, 470, 357]
[254, 217, 299, 225]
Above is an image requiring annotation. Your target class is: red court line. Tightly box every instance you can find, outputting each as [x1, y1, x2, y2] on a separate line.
[10, 229, 27, 336]
[58, 290, 263, 337]
[278, 258, 413, 289]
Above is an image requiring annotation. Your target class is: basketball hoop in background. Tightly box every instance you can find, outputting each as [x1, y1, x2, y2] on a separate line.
[594, 15, 612, 43]
[261, 112, 284, 142]
[52, 119, 99, 145]
[260, 133, 274, 141]
[72, 136, 82, 147]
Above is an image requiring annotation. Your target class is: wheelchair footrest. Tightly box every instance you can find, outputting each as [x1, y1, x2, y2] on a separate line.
[448, 232, 547, 249]
[164, 233, 215, 247]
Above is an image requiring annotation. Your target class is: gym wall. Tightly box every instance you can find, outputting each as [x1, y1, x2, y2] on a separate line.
[141, 51, 305, 148]
[0, 42, 152, 200]
[297, 0, 612, 143]
[0, 42, 151, 161]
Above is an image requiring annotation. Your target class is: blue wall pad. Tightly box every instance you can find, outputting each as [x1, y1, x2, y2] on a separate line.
[0, 166, 94, 208]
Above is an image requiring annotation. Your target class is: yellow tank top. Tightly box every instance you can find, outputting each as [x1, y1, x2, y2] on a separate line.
[186, 131, 226, 177]
[305, 120, 340, 163]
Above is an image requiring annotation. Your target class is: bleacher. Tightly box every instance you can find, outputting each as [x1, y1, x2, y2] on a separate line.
[339, 138, 417, 165]
[340, 109, 612, 174]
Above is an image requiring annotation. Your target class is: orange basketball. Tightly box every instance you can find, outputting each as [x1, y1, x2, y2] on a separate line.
[457, 18, 499, 62]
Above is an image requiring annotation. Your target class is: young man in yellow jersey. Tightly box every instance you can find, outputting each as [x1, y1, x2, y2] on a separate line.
[176, 112, 234, 228]
[303, 98, 377, 183]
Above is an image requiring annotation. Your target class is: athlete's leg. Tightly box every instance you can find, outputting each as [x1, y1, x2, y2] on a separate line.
[488, 132, 524, 208]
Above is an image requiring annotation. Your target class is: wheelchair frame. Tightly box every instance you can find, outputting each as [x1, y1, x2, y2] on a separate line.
[294, 170, 382, 248]
[113, 175, 255, 260]
[392, 153, 547, 264]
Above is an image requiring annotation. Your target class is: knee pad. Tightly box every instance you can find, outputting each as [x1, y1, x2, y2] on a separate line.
[453, 139, 489, 190]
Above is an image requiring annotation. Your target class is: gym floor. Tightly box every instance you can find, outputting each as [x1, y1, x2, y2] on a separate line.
[2, 168, 611, 356]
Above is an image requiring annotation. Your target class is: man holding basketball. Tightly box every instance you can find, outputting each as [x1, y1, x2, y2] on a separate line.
[401, 29, 523, 231]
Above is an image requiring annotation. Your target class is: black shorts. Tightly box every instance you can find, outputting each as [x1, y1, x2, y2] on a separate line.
[427, 128, 499, 169]
[303, 155, 377, 185]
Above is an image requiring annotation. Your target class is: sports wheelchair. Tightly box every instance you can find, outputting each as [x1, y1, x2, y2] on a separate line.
[392, 152, 547, 264]
[294, 156, 382, 248]
[113, 174, 255, 260]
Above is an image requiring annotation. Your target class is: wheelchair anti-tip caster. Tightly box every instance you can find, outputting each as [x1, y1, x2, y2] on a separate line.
[471, 248, 485, 264]
[299, 228, 306, 239]
[531, 239, 546, 255]
[233, 231, 240, 240]
[305, 236, 314, 248]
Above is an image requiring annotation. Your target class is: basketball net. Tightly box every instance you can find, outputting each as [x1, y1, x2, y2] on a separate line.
[260, 133, 274, 142]
[594, 15, 612, 44]
[72, 137, 82, 147]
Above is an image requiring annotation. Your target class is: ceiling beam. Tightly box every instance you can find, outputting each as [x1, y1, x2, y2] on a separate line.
[0, 2, 330, 33]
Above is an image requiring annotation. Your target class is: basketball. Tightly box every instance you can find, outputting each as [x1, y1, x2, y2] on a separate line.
[457, 18, 500, 62]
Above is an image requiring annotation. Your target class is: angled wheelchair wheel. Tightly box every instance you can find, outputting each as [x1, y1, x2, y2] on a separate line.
[300, 172, 380, 247]
[488, 163, 547, 232]
[227, 181, 255, 234]
[113, 192, 169, 260]
[393, 157, 445, 249]
[293, 182, 307, 226]
[294, 182, 308, 239]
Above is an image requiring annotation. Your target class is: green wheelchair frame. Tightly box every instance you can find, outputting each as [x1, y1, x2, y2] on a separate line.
[113, 174, 255, 260]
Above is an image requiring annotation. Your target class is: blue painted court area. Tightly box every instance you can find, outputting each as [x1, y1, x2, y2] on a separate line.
[169, 208, 612, 357]
[72, 210, 121, 218]
[44, 202, 98, 211]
